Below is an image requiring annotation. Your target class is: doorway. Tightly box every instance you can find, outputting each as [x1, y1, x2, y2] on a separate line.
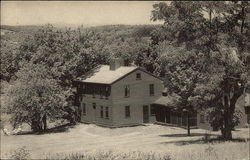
[143, 105, 149, 123]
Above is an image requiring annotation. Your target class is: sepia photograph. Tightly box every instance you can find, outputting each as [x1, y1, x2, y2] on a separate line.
[0, 1, 250, 160]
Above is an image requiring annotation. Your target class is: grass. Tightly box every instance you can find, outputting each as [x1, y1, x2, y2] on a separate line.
[44, 151, 172, 160]
[1, 123, 249, 160]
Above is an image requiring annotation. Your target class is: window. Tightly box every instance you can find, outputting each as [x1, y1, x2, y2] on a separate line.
[149, 84, 154, 96]
[125, 85, 130, 97]
[82, 103, 86, 116]
[200, 114, 205, 123]
[136, 73, 141, 80]
[125, 106, 130, 118]
[150, 105, 155, 116]
[93, 103, 96, 109]
[82, 84, 86, 96]
[100, 88, 103, 99]
[100, 106, 103, 118]
[105, 86, 109, 99]
[79, 95, 83, 102]
[105, 107, 109, 119]
[77, 83, 81, 91]
[78, 105, 82, 117]
[92, 87, 95, 98]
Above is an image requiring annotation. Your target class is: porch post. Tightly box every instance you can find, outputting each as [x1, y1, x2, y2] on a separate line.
[187, 112, 190, 136]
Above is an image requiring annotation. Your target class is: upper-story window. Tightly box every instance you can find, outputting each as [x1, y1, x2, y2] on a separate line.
[77, 83, 81, 91]
[136, 73, 141, 80]
[82, 84, 86, 96]
[105, 86, 109, 99]
[125, 85, 130, 97]
[79, 95, 83, 102]
[100, 88, 103, 99]
[149, 84, 154, 96]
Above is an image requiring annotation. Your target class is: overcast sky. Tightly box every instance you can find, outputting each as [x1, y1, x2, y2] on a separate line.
[1, 1, 163, 26]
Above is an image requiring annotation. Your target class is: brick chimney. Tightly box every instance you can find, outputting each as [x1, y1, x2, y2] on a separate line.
[110, 58, 124, 70]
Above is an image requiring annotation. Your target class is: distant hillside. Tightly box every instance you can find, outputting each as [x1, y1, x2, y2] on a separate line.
[87, 24, 159, 38]
[1, 25, 43, 33]
[1, 24, 160, 45]
[1, 25, 44, 43]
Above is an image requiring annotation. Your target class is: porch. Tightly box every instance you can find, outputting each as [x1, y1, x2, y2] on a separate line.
[152, 96, 197, 128]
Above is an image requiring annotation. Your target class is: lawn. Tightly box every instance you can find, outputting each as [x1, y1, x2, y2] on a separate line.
[0, 123, 249, 160]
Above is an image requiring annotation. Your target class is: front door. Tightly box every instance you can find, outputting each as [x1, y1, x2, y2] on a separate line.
[143, 105, 149, 123]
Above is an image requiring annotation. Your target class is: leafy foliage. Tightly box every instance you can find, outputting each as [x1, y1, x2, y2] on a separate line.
[5, 63, 65, 131]
[1, 24, 156, 130]
[151, 1, 250, 139]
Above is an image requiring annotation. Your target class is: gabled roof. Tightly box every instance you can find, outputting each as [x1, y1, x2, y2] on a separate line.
[75, 65, 162, 85]
[76, 65, 137, 84]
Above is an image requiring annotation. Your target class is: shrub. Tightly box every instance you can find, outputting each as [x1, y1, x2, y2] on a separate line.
[206, 108, 243, 131]
[9, 146, 31, 160]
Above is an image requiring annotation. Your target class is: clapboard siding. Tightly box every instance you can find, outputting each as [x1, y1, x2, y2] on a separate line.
[111, 70, 163, 126]
[80, 94, 113, 126]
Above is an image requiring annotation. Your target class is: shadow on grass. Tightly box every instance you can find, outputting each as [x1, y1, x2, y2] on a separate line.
[16, 123, 75, 135]
[160, 137, 250, 146]
[159, 133, 218, 137]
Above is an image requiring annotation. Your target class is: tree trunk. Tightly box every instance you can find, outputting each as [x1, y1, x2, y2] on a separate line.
[240, 5, 245, 34]
[42, 114, 47, 131]
[221, 77, 244, 140]
[31, 118, 43, 132]
[222, 92, 233, 140]
[187, 112, 190, 136]
[209, 9, 212, 31]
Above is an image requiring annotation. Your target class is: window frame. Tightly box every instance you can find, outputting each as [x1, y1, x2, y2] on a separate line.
[136, 73, 141, 80]
[79, 95, 83, 102]
[105, 86, 109, 99]
[100, 88, 103, 99]
[125, 106, 130, 118]
[124, 85, 130, 98]
[100, 106, 103, 118]
[149, 84, 154, 96]
[82, 84, 86, 97]
[105, 107, 109, 119]
[82, 103, 86, 116]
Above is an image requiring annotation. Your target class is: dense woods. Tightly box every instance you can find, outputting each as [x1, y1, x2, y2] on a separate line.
[1, 2, 249, 140]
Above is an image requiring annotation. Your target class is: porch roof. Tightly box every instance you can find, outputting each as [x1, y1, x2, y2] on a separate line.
[153, 96, 176, 108]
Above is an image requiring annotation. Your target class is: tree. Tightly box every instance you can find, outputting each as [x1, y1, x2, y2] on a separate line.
[151, 1, 250, 140]
[6, 63, 65, 132]
[155, 42, 209, 136]
[17, 25, 111, 123]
